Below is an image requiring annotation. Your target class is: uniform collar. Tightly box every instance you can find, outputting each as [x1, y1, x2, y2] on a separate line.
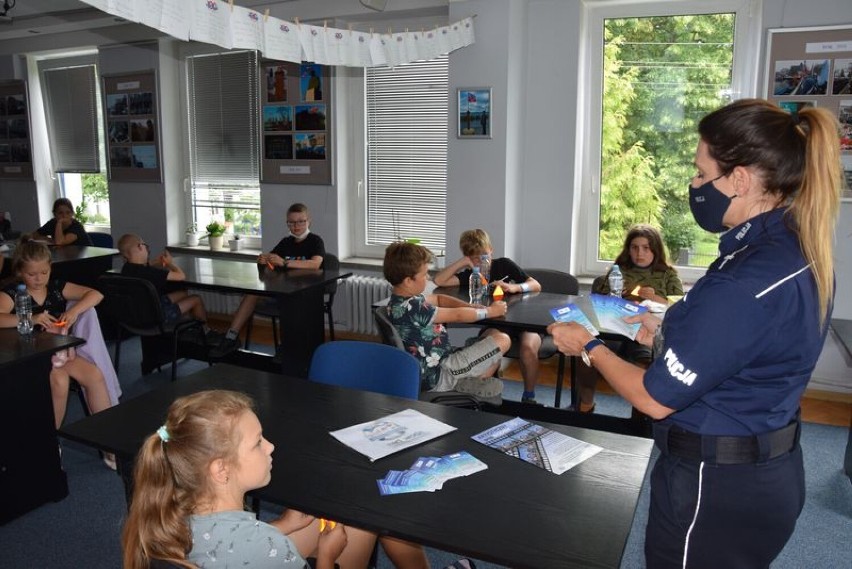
[718, 207, 786, 255]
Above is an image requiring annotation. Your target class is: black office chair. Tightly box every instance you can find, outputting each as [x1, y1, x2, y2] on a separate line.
[88, 232, 114, 248]
[504, 268, 579, 407]
[244, 253, 340, 349]
[373, 305, 406, 350]
[97, 274, 205, 381]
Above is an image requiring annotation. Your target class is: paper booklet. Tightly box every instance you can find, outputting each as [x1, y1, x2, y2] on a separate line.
[472, 417, 602, 475]
[376, 451, 488, 495]
[589, 294, 647, 340]
[330, 409, 457, 462]
[549, 303, 600, 336]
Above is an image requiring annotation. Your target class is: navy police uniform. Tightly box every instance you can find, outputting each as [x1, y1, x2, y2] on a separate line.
[642, 208, 830, 568]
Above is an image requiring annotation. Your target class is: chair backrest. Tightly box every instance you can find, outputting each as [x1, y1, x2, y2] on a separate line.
[97, 274, 166, 335]
[88, 232, 114, 248]
[591, 274, 607, 294]
[525, 268, 579, 295]
[373, 306, 406, 350]
[308, 340, 420, 399]
[323, 252, 340, 296]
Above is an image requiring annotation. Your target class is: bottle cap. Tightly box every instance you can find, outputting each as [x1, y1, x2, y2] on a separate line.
[17, 283, 26, 291]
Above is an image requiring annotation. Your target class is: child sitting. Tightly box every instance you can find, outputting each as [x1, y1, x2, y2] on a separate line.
[383, 241, 511, 399]
[433, 228, 544, 404]
[121, 389, 429, 569]
[118, 233, 222, 346]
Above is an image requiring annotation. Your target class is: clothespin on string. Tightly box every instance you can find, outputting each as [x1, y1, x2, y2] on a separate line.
[228, 0, 234, 12]
[264, 9, 269, 22]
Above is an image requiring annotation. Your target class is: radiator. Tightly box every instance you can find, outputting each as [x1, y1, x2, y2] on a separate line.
[339, 275, 392, 335]
[193, 290, 243, 316]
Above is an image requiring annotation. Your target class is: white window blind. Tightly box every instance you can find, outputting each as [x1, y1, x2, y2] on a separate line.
[40, 64, 100, 173]
[186, 50, 260, 234]
[365, 56, 448, 250]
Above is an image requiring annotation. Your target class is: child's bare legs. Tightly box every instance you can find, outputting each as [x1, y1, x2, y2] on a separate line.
[288, 519, 378, 569]
[518, 331, 542, 402]
[228, 294, 261, 336]
[380, 536, 431, 569]
[168, 290, 208, 322]
[573, 371, 598, 412]
[50, 357, 112, 428]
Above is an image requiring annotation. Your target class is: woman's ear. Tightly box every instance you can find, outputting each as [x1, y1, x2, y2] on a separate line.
[731, 165, 756, 196]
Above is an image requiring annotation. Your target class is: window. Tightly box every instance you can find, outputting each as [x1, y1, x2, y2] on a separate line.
[186, 50, 261, 239]
[579, 0, 761, 279]
[37, 54, 111, 228]
[358, 55, 448, 256]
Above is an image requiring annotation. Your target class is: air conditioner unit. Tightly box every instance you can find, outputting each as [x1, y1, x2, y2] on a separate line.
[360, 0, 388, 11]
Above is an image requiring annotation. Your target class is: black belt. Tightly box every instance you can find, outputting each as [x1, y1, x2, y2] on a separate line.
[653, 421, 800, 465]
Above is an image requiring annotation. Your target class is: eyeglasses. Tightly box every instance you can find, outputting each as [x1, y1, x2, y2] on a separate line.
[286, 219, 308, 226]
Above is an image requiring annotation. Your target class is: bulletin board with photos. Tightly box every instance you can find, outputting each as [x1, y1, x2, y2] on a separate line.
[764, 25, 852, 199]
[0, 80, 34, 179]
[261, 61, 332, 185]
[102, 70, 162, 182]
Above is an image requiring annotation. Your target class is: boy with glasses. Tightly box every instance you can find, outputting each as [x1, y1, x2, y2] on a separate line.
[210, 203, 325, 357]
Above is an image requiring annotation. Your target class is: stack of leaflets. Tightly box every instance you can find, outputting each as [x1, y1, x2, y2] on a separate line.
[329, 409, 457, 462]
[377, 451, 488, 495]
[589, 293, 647, 340]
[549, 303, 599, 335]
[472, 417, 602, 475]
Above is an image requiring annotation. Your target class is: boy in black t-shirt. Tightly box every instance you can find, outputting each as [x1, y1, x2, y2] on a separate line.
[118, 233, 222, 346]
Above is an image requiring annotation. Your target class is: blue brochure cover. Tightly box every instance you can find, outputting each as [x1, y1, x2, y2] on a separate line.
[589, 294, 647, 340]
[549, 303, 599, 336]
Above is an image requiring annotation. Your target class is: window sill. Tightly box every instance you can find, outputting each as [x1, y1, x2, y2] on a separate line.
[167, 244, 262, 259]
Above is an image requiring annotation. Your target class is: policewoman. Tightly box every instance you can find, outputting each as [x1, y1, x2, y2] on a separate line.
[548, 98, 842, 569]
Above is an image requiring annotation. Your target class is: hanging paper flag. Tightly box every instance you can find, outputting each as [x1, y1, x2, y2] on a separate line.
[263, 18, 302, 63]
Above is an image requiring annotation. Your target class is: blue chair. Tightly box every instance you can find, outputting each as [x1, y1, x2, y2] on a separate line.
[88, 232, 114, 248]
[308, 340, 420, 399]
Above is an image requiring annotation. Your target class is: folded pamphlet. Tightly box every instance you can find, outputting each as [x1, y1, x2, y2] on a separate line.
[548, 303, 599, 336]
[589, 294, 647, 340]
[376, 451, 488, 495]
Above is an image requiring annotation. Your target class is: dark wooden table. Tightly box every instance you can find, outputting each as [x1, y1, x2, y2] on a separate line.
[831, 319, 852, 481]
[165, 254, 351, 376]
[1, 244, 119, 288]
[0, 329, 85, 525]
[59, 364, 653, 569]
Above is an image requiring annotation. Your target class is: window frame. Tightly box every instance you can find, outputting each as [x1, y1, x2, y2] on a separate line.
[576, 0, 763, 281]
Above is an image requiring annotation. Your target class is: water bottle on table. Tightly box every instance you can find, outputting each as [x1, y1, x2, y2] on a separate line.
[608, 264, 623, 297]
[469, 266, 484, 304]
[479, 254, 491, 284]
[15, 283, 33, 335]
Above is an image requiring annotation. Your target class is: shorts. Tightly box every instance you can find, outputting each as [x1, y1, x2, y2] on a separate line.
[434, 336, 504, 398]
[160, 295, 181, 323]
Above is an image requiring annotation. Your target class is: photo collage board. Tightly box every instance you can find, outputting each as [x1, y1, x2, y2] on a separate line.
[261, 61, 332, 185]
[102, 70, 162, 182]
[0, 80, 34, 179]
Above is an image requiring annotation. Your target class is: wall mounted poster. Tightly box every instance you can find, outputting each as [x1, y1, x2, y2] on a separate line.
[261, 61, 332, 185]
[0, 80, 34, 179]
[102, 70, 162, 182]
[764, 25, 852, 199]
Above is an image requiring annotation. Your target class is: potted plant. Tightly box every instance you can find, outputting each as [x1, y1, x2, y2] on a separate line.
[206, 220, 226, 250]
[185, 223, 200, 247]
[228, 233, 241, 252]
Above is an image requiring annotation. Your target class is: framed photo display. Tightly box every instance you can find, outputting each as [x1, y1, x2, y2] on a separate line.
[102, 70, 162, 182]
[764, 25, 852, 199]
[457, 87, 492, 139]
[0, 80, 34, 179]
[261, 61, 332, 185]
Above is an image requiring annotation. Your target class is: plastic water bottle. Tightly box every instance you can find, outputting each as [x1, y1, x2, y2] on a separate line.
[479, 254, 491, 284]
[469, 266, 484, 304]
[15, 283, 33, 335]
[608, 264, 623, 297]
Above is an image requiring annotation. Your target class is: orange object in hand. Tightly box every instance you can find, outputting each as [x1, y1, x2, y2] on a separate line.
[319, 518, 337, 531]
[492, 285, 504, 300]
[54, 321, 68, 327]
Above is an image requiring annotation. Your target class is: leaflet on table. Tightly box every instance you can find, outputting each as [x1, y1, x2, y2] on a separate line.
[471, 417, 602, 475]
[589, 294, 647, 340]
[376, 451, 488, 495]
[548, 303, 599, 336]
[329, 408, 456, 462]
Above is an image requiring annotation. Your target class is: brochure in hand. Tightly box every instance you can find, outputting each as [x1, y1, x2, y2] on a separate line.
[329, 408, 457, 462]
[376, 451, 488, 495]
[472, 417, 602, 475]
[549, 303, 599, 336]
[589, 294, 647, 340]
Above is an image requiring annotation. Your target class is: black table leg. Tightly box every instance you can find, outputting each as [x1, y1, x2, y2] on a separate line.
[276, 286, 326, 378]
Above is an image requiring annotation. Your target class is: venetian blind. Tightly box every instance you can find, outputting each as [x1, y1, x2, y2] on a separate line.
[186, 50, 260, 189]
[365, 55, 448, 250]
[40, 64, 100, 173]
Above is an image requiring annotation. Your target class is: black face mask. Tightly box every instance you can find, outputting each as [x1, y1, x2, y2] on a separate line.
[688, 174, 733, 233]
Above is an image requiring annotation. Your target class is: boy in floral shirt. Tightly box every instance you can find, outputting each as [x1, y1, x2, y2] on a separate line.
[382, 242, 510, 398]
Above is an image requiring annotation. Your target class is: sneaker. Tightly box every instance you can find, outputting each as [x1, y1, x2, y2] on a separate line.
[204, 329, 226, 346]
[209, 336, 240, 359]
[103, 453, 117, 471]
[444, 560, 477, 569]
[521, 395, 542, 405]
[567, 403, 596, 413]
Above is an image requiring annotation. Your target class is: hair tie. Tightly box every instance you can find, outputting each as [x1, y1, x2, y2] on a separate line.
[157, 425, 170, 442]
[791, 111, 802, 126]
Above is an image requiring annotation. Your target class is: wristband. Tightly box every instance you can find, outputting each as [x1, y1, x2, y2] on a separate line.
[519, 282, 530, 293]
[476, 308, 488, 320]
[581, 338, 605, 367]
